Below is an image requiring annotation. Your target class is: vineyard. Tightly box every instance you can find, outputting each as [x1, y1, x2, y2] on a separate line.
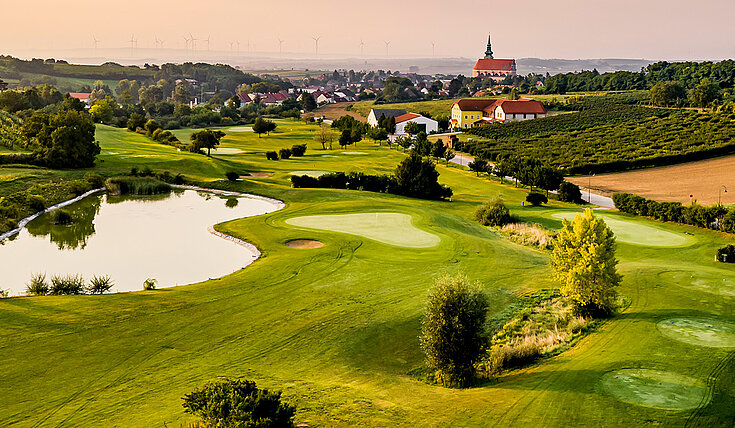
[463, 106, 735, 174]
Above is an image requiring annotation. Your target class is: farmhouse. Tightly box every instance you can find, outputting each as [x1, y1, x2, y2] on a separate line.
[68, 92, 92, 105]
[367, 108, 408, 128]
[450, 98, 546, 129]
[472, 34, 516, 81]
[394, 113, 439, 136]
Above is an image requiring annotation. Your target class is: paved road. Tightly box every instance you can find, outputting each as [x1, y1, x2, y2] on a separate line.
[448, 153, 615, 209]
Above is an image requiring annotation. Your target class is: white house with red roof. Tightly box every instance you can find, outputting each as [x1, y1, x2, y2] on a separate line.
[394, 113, 438, 136]
[68, 92, 92, 105]
[472, 34, 516, 81]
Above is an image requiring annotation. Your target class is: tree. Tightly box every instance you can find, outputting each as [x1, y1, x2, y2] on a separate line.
[396, 135, 413, 152]
[551, 209, 622, 316]
[468, 159, 488, 176]
[89, 98, 115, 123]
[432, 139, 447, 160]
[171, 81, 191, 105]
[338, 129, 352, 149]
[420, 273, 489, 386]
[368, 127, 388, 145]
[21, 110, 100, 168]
[558, 181, 583, 203]
[649, 81, 687, 107]
[404, 121, 421, 137]
[443, 148, 456, 165]
[475, 198, 513, 226]
[182, 379, 295, 427]
[190, 129, 226, 156]
[252, 116, 276, 137]
[689, 78, 721, 107]
[300, 92, 317, 112]
[394, 151, 452, 200]
[314, 122, 334, 149]
[525, 192, 548, 206]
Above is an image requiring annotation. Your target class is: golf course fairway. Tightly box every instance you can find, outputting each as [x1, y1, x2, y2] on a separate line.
[552, 211, 693, 247]
[599, 369, 710, 410]
[285, 212, 441, 248]
[658, 269, 735, 297]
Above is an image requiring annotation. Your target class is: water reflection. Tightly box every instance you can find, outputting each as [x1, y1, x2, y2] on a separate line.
[26, 195, 102, 250]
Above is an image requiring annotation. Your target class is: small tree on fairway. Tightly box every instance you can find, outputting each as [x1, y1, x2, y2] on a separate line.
[468, 159, 488, 176]
[252, 116, 276, 137]
[338, 129, 352, 149]
[551, 209, 622, 316]
[314, 122, 334, 149]
[182, 379, 295, 427]
[420, 273, 489, 386]
[190, 129, 226, 156]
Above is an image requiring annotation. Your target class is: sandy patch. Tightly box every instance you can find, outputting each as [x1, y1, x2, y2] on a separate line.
[285, 239, 324, 249]
[599, 369, 709, 411]
[247, 172, 272, 178]
[289, 170, 331, 178]
[341, 151, 368, 155]
[212, 148, 245, 155]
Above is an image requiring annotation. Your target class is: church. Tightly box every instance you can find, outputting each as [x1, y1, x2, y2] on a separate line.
[472, 34, 517, 81]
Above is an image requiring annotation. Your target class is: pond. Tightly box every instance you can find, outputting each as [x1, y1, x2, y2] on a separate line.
[0, 189, 280, 296]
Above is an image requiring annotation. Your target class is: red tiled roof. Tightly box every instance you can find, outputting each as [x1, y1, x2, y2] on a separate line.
[68, 92, 91, 100]
[473, 58, 515, 72]
[494, 99, 546, 114]
[453, 99, 500, 112]
[238, 93, 252, 103]
[394, 113, 421, 124]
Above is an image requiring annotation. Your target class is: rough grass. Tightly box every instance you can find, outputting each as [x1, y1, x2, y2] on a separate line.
[500, 222, 555, 250]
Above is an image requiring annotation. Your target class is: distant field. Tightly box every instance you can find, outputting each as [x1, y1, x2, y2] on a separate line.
[242, 69, 329, 80]
[567, 154, 735, 205]
[315, 102, 366, 122]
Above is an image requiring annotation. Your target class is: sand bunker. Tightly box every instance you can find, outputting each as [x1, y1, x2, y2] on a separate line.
[658, 270, 735, 297]
[247, 172, 272, 178]
[285, 239, 324, 249]
[289, 170, 331, 178]
[552, 212, 692, 247]
[657, 317, 735, 348]
[321, 155, 338, 158]
[285, 212, 440, 248]
[212, 148, 244, 154]
[226, 126, 252, 132]
[599, 369, 709, 411]
[341, 151, 368, 155]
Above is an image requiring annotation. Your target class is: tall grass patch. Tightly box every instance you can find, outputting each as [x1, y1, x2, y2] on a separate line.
[105, 176, 171, 196]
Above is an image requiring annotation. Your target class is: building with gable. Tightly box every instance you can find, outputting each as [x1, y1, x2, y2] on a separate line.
[472, 34, 517, 81]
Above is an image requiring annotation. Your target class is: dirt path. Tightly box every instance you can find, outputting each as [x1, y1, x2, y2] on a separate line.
[567, 155, 735, 205]
[314, 102, 366, 122]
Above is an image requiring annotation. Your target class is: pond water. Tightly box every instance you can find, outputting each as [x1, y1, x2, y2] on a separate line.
[0, 190, 280, 296]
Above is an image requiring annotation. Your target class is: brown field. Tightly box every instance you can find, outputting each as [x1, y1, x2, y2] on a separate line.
[313, 102, 366, 122]
[567, 155, 735, 205]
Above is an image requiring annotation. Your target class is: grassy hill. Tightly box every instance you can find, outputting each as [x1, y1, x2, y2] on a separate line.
[1, 121, 734, 426]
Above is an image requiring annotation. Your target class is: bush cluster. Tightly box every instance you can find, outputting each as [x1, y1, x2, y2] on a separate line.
[265, 144, 307, 160]
[25, 273, 114, 296]
[475, 199, 516, 227]
[613, 193, 735, 232]
[291, 172, 397, 193]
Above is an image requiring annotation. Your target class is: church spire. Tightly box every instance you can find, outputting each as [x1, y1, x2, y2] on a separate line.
[484, 33, 494, 59]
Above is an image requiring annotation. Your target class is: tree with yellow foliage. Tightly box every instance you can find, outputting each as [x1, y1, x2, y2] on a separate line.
[551, 209, 622, 316]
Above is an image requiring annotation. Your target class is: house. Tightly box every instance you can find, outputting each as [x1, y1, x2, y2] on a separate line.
[68, 92, 92, 105]
[472, 34, 516, 81]
[237, 93, 253, 105]
[367, 108, 408, 128]
[394, 113, 439, 136]
[313, 91, 334, 105]
[450, 98, 546, 129]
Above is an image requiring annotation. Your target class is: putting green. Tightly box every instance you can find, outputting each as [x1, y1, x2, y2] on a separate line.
[289, 170, 332, 177]
[599, 369, 710, 411]
[285, 212, 440, 248]
[552, 212, 692, 247]
[657, 317, 735, 348]
[658, 270, 735, 297]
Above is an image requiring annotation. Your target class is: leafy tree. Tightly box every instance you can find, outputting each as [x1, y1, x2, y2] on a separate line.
[420, 273, 489, 386]
[144, 119, 161, 136]
[190, 129, 226, 156]
[404, 121, 421, 137]
[300, 92, 317, 112]
[396, 135, 413, 152]
[551, 209, 622, 316]
[413, 132, 432, 156]
[252, 116, 276, 137]
[314, 122, 335, 149]
[21, 110, 100, 168]
[182, 379, 295, 428]
[171, 81, 191, 105]
[394, 151, 452, 200]
[279, 148, 292, 159]
[127, 113, 146, 131]
[89, 98, 115, 123]
[525, 192, 548, 206]
[368, 127, 389, 145]
[468, 159, 488, 176]
[689, 78, 721, 107]
[649, 81, 687, 107]
[475, 198, 514, 226]
[558, 181, 583, 203]
[432, 139, 447, 160]
[338, 129, 352, 149]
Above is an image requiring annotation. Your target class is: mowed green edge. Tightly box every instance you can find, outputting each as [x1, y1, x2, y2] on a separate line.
[0, 120, 734, 427]
[285, 212, 441, 248]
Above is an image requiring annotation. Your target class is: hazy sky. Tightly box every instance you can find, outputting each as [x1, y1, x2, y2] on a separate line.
[2, 0, 734, 60]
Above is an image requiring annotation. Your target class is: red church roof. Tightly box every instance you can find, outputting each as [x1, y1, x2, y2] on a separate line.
[473, 58, 515, 72]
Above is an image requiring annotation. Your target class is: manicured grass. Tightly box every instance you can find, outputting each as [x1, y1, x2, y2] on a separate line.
[656, 317, 735, 348]
[285, 212, 441, 248]
[1, 120, 735, 426]
[598, 369, 709, 411]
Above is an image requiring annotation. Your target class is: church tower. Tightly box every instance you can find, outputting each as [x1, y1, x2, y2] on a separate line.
[484, 33, 494, 59]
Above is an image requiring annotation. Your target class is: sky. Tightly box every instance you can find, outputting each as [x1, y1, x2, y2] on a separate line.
[1, 0, 734, 60]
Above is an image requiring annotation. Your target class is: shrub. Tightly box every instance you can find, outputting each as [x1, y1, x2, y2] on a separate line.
[225, 171, 240, 181]
[501, 223, 555, 250]
[291, 144, 307, 157]
[394, 151, 453, 200]
[26, 273, 49, 296]
[525, 192, 548, 206]
[26, 194, 46, 211]
[182, 379, 295, 427]
[49, 274, 86, 295]
[266, 151, 279, 160]
[717, 244, 735, 263]
[104, 177, 171, 196]
[84, 173, 105, 188]
[53, 209, 73, 225]
[143, 278, 157, 290]
[279, 148, 292, 159]
[88, 275, 114, 294]
[558, 181, 583, 203]
[420, 273, 489, 387]
[475, 199, 515, 227]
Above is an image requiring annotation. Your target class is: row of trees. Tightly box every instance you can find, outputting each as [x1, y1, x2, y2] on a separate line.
[649, 78, 724, 107]
[612, 193, 735, 233]
[468, 155, 565, 196]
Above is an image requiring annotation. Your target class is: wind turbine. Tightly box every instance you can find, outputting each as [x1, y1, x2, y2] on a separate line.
[431, 41, 435, 57]
[92, 35, 100, 49]
[159, 38, 165, 49]
[278, 38, 284, 55]
[384, 40, 390, 57]
[360, 39, 365, 57]
[312, 35, 321, 56]
[205, 35, 211, 51]
[155, 36, 160, 49]
[236, 40, 241, 52]
[183, 35, 192, 50]
[229, 41, 234, 51]
[189, 33, 197, 50]
[128, 34, 137, 56]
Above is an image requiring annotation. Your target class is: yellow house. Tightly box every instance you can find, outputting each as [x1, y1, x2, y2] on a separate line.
[450, 99, 498, 129]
